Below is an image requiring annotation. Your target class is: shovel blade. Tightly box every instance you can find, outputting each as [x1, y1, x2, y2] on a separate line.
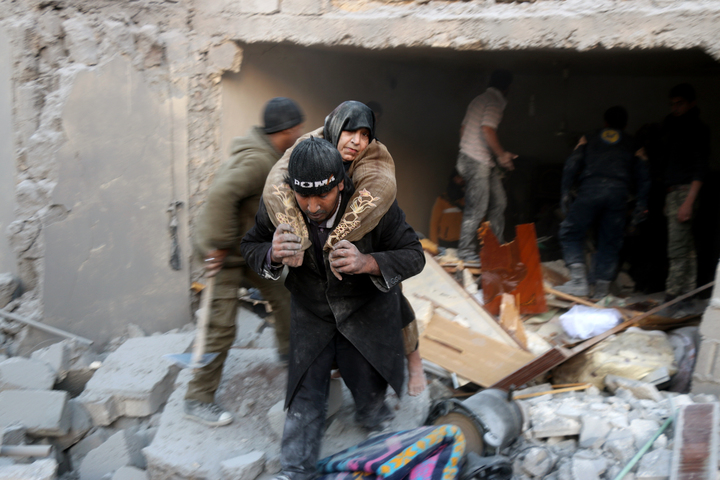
[163, 352, 219, 369]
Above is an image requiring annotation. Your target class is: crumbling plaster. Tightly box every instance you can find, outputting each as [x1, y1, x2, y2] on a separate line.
[1, 0, 719, 343]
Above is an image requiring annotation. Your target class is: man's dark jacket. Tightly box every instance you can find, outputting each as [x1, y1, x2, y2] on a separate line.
[240, 189, 425, 408]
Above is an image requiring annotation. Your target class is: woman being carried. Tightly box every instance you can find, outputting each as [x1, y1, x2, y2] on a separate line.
[262, 101, 426, 396]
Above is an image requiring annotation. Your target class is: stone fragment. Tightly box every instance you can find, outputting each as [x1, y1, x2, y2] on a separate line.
[571, 450, 606, 480]
[1, 424, 26, 446]
[636, 448, 671, 479]
[266, 400, 285, 439]
[126, 324, 146, 339]
[579, 416, 611, 449]
[605, 375, 663, 402]
[0, 273, 20, 308]
[550, 439, 577, 458]
[630, 419, 661, 450]
[531, 406, 581, 438]
[62, 18, 99, 65]
[55, 398, 93, 450]
[604, 429, 636, 464]
[112, 466, 148, 480]
[207, 42, 242, 75]
[652, 434, 668, 450]
[78, 333, 193, 424]
[0, 458, 57, 480]
[31, 340, 72, 382]
[78, 394, 120, 427]
[70, 428, 111, 468]
[219, 451, 265, 480]
[79, 430, 145, 480]
[0, 389, 69, 436]
[521, 447, 555, 477]
[0, 357, 56, 391]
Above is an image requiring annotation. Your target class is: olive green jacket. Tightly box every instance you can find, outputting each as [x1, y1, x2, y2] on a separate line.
[194, 126, 281, 269]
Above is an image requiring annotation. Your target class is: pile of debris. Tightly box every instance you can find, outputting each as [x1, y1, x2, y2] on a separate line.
[508, 379, 719, 479]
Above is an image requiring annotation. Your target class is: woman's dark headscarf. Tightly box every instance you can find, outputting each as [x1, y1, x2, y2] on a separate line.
[323, 101, 376, 150]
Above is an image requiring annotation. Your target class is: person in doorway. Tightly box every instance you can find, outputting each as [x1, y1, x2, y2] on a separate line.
[262, 100, 427, 396]
[659, 83, 710, 305]
[556, 106, 650, 299]
[185, 97, 304, 426]
[241, 137, 425, 480]
[456, 69, 517, 264]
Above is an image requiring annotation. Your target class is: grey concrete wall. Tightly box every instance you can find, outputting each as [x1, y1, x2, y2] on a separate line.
[221, 44, 720, 235]
[43, 56, 190, 346]
[0, 26, 15, 274]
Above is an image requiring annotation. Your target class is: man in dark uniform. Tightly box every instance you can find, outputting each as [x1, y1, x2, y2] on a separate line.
[557, 106, 650, 299]
[241, 137, 425, 480]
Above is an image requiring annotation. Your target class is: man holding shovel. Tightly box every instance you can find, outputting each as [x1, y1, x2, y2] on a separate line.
[241, 137, 425, 480]
[185, 97, 304, 427]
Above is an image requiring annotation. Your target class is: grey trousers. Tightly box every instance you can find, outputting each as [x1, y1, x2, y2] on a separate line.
[456, 152, 507, 258]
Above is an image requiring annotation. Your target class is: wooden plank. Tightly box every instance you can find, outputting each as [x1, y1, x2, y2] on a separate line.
[419, 315, 535, 387]
[403, 252, 517, 346]
[499, 294, 528, 350]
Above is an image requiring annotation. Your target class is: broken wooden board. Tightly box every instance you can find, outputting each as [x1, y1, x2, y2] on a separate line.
[420, 315, 535, 387]
[499, 294, 527, 349]
[403, 252, 517, 346]
[481, 223, 547, 316]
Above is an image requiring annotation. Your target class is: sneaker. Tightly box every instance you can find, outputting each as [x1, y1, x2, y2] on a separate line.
[184, 400, 233, 427]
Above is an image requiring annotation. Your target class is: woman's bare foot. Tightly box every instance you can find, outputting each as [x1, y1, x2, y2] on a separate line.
[407, 349, 426, 396]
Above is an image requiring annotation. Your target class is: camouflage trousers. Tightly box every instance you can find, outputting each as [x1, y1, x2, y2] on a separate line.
[665, 188, 697, 297]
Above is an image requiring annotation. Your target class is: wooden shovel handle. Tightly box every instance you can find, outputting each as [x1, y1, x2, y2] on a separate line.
[191, 276, 215, 366]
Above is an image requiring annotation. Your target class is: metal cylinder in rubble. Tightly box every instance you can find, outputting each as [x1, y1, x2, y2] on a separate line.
[426, 389, 524, 456]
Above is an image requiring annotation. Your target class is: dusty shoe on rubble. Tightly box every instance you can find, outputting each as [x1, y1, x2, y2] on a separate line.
[184, 400, 233, 426]
[591, 280, 611, 300]
[556, 263, 589, 297]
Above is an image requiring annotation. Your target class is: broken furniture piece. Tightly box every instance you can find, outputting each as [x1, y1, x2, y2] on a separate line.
[480, 223, 547, 317]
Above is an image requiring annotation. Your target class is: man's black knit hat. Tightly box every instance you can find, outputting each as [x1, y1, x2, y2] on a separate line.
[287, 137, 344, 195]
[263, 97, 304, 134]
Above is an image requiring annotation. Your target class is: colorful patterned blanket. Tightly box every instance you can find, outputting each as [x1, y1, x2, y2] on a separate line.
[316, 425, 465, 480]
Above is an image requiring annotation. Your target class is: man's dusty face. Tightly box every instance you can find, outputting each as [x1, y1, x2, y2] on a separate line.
[337, 128, 370, 162]
[294, 181, 344, 223]
[670, 97, 693, 117]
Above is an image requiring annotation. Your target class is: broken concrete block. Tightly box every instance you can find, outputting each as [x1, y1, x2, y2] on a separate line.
[0, 357, 56, 391]
[219, 451, 265, 480]
[70, 428, 111, 469]
[520, 447, 556, 477]
[0, 273, 20, 309]
[0, 458, 57, 480]
[266, 400, 285, 439]
[111, 466, 148, 480]
[1, 424, 26, 446]
[636, 448, 671, 479]
[62, 18, 99, 66]
[79, 430, 145, 480]
[571, 451, 607, 480]
[55, 398, 93, 450]
[78, 333, 193, 424]
[605, 375, 663, 402]
[207, 42, 242, 75]
[78, 394, 120, 427]
[579, 416, 611, 449]
[603, 429, 636, 464]
[630, 419, 661, 450]
[31, 340, 71, 382]
[0, 389, 69, 436]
